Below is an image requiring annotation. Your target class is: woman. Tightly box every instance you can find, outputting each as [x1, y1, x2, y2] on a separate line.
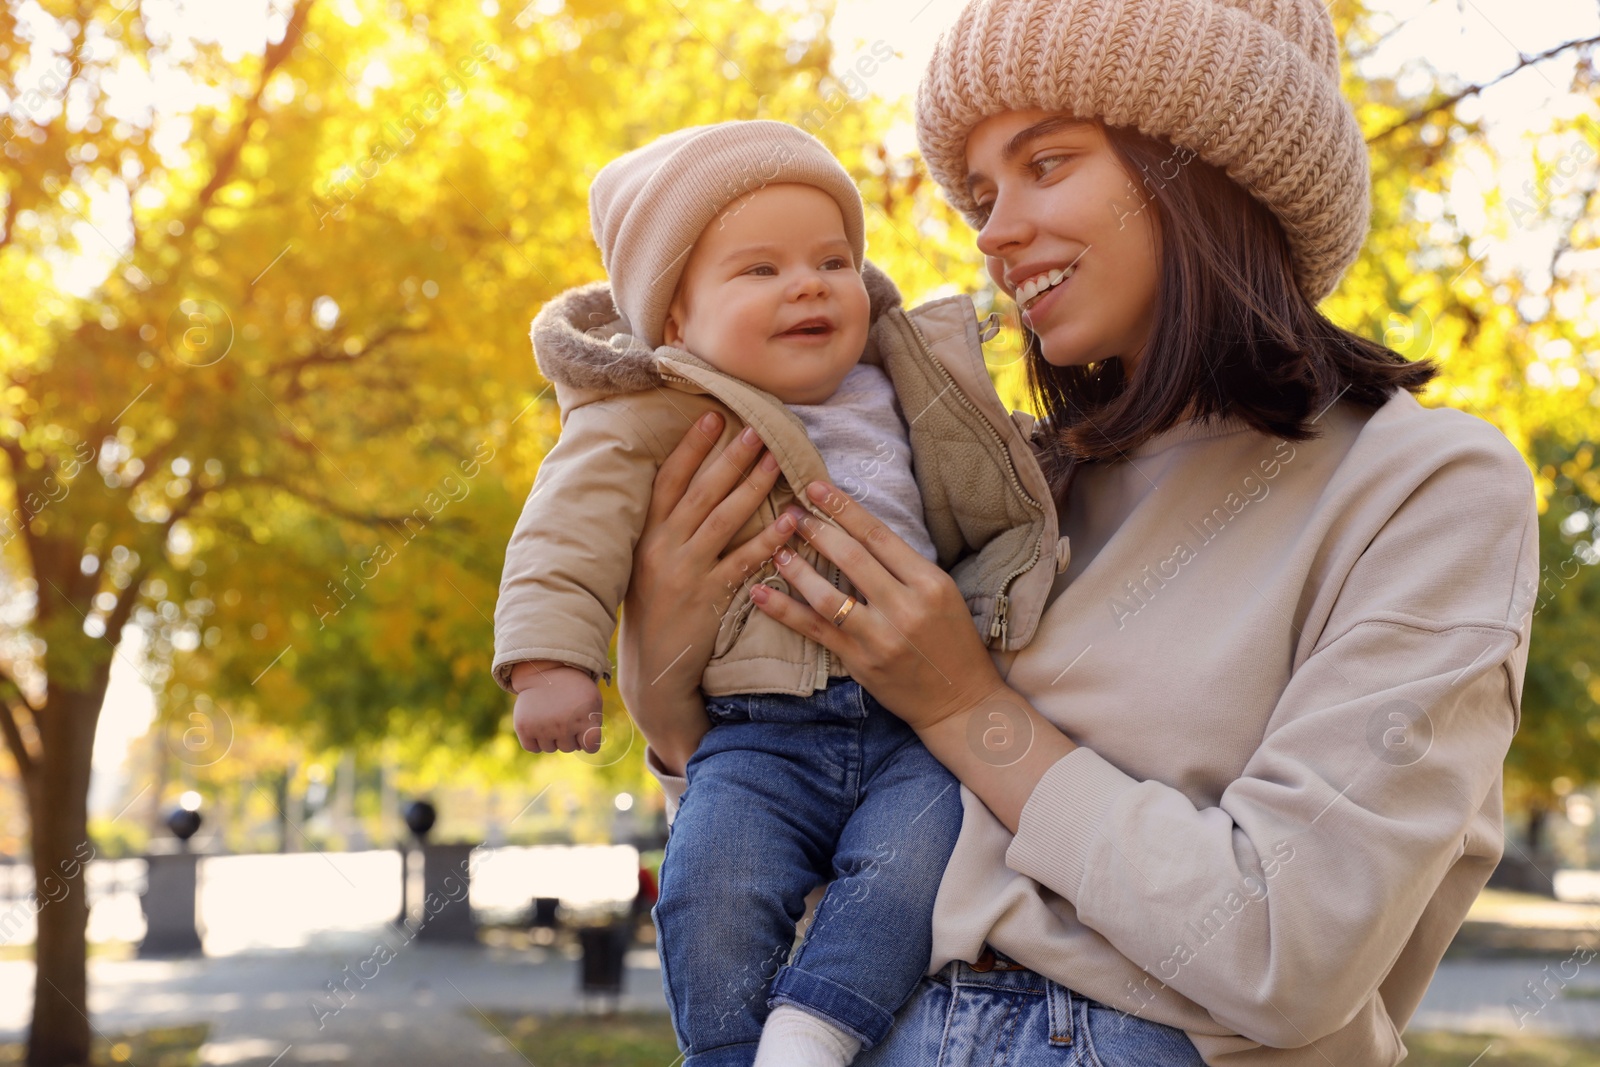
[611, 0, 1539, 1063]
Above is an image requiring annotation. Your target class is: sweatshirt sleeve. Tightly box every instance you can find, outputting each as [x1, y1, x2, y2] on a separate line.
[1001, 429, 1539, 1047]
[492, 399, 660, 691]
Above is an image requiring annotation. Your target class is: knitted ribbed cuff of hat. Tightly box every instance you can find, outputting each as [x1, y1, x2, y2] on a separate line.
[915, 0, 1370, 302]
[588, 120, 867, 349]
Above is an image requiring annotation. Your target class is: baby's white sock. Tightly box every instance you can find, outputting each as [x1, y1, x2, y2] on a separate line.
[752, 1004, 863, 1067]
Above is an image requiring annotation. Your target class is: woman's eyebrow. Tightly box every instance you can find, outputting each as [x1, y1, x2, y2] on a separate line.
[965, 116, 1097, 197]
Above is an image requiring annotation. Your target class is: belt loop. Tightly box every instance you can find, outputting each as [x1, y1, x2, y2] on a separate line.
[1046, 979, 1074, 1046]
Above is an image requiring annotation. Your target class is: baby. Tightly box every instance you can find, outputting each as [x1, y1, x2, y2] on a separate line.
[493, 121, 1057, 1067]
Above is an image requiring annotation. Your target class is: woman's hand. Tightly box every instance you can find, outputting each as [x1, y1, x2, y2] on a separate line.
[616, 410, 802, 774]
[753, 478, 1079, 831]
[751, 480, 1010, 731]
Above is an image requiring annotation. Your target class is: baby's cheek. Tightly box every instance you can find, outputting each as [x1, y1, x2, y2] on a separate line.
[689, 322, 752, 377]
[714, 308, 769, 360]
[841, 281, 873, 334]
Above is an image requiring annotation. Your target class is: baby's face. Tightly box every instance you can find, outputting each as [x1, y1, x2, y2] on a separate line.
[663, 183, 870, 405]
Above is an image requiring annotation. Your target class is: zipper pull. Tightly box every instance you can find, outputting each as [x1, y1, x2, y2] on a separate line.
[989, 593, 1009, 643]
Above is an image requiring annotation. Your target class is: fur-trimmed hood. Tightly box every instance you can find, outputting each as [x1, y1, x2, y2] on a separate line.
[531, 260, 906, 400]
[495, 260, 1060, 687]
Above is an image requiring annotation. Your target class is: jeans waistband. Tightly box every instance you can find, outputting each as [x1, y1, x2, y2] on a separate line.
[706, 676, 873, 725]
[941, 944, 1107, 1008]
[938, 944, 1089, 1048]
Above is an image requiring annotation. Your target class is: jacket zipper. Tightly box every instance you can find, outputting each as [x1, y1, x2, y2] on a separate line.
[662, 327, 1045, 651]
[898, 312, 1045, 647]
[659, 365, 836, 677]
[898, 311, 1046, 513]
[989, 593, 1009, 644]
[989, 527, 1047, 646]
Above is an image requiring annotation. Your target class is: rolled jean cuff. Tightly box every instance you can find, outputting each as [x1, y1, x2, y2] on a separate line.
[682, 1041, 760, 1067]
[767, 965, 895, 1049]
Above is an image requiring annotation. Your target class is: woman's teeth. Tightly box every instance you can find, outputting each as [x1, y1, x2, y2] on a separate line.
[1017, 266, 1076, 310]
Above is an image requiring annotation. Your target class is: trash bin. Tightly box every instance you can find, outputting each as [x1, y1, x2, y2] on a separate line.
[577, 922, 630, 995]
[530, 896, 561, 929]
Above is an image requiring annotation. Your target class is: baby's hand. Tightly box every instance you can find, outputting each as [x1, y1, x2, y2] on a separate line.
[511, 661, 604, 754]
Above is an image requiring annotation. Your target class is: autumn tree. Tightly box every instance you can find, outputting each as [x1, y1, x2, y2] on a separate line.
[1327, 11, 1600, 825]
[1506, 437, 1600, 849]
[4, 0, 1599, 1062]
[0, 0, 943, 1060]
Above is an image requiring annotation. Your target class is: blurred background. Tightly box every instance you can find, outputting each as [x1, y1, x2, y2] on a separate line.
[0, 0, 1598, 1063]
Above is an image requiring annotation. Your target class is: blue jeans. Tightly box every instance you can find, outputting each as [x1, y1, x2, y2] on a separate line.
[855, 946, 1206, 1067]
[652, 678, 964, 1067]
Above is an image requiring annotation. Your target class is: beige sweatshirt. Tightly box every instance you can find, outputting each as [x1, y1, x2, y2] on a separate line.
[643, 388, 1539, 1066]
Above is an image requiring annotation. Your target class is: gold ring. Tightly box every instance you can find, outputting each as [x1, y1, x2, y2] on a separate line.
[830, 595, 857, 627]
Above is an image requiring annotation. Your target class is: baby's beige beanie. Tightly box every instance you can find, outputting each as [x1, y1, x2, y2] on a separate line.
[588, 120, 867, 349]
[915, 0, 1370, 302]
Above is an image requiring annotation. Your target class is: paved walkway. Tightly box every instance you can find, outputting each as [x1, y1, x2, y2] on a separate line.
[7, 936, 1600, 1061]
[1411, 957, 1600, 1038]
[0, 929, 668, 1066]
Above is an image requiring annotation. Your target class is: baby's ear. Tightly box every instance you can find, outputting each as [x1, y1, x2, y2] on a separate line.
[662, 301, 686, 348]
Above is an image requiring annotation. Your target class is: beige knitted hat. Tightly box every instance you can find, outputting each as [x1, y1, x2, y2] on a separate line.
[916, 0, 1370, 302]
[588, 120, 867, 348]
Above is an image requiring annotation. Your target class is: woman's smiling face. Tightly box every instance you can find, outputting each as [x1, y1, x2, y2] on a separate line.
[964, 110, 1162, 374]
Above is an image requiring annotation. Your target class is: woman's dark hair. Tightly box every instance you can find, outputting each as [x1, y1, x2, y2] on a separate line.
[1025, 123, 1437, 498]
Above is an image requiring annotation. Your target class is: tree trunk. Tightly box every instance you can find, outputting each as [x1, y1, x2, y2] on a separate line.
[277, 766, 293, 853]
[1527, 805, 1549, 855]
[144, 718, 171, 843]
[26, 688, 101, 1067]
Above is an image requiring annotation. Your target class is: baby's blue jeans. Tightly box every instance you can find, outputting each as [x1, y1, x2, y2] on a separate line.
[652, 677, 964, 1067]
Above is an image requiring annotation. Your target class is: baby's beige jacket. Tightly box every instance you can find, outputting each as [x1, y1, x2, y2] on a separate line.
[492, 262, 1062, 696]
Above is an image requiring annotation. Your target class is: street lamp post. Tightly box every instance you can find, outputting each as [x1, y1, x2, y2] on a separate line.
[396, 799, 435, 927]
[396, 800, 477, 943]
[138, 793, 205, 958]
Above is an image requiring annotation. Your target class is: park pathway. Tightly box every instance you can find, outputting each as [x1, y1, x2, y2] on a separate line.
[0, 933, 668, 1065]
[5, 946, 1600, 1062]
[5, 860, 1600, 1063]
[1410, 956, 1600, 1038]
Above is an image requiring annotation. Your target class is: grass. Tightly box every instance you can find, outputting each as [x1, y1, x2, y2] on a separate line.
[1405, 1032, 1600, 1065]
[3, 1015, 1598, 1066]
[1448, 889, 1600, 959]
[473, 1015, 1600, 1067]
[1467, 890, 1600, 929]
[482, 1011, 681, 1066]
[0, 940, 138, 963]
[0, 1025, 207, 1066]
